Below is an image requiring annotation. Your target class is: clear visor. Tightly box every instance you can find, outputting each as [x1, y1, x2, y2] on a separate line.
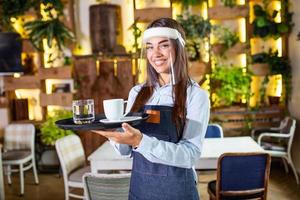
[137, 37, 183, 87]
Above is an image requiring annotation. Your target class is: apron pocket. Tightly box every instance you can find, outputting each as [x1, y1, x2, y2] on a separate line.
[133, 152, 168, 176]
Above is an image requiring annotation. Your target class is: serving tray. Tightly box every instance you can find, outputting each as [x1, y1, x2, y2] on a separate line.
[55, 112, 149, 131]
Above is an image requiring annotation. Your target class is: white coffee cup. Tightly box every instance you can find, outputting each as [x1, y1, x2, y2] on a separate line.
[103, 99, 127, 121]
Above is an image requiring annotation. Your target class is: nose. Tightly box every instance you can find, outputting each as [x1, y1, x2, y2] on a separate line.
[152, 46, 163, 57]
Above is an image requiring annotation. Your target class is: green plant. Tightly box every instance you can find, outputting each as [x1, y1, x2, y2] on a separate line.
[0, 0, 33, 32]
[129, 19, 142, 54]
[24, 18, 74, 51]
[40, 109, 74, 146]
[24, 0, 74, 51]
[172, 0, 205, 10]
[210, 65, 252, 107]
[252, 3, 293, 39]
[177, 13, 212, 61]
[251, 50, 292, 102]
[212, 26, 239, 55]
[221, 0, 237, 8]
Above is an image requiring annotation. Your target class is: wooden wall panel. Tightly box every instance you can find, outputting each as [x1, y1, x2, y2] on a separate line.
[40, 93, 73, 106]
[38, 67, 72, 79]
[4, 76, 40, 90]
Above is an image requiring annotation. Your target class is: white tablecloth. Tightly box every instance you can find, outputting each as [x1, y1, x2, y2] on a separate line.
[88, 136, 264, 173]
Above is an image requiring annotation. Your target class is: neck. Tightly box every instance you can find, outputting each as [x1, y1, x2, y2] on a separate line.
[158, 73, 170, 86]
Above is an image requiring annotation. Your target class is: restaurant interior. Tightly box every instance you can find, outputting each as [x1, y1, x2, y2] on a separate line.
[1, 0, 300, 199]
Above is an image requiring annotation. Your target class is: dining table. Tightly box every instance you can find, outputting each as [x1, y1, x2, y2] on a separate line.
[88, 136, 265, 173]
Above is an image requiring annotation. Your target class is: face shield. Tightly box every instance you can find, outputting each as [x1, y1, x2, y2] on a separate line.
[137, 27, 186, 86]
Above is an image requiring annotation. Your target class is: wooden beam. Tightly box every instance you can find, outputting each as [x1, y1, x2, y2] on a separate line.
[134, 8, 172, 23]
[22, 39, 36, 53]
[4, 76, 40, 90]
[208, 5, 249, 20]
[40, 93, 73, 107]
[38, 67, 72, 79]
[225, 42, 249, 55]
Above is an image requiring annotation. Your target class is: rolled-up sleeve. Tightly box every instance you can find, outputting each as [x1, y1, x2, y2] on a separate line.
[135, 86, 210, 168]
[111, 85, 142, 156]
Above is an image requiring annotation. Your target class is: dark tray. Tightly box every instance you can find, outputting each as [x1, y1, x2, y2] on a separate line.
[55, 112, 149, 131]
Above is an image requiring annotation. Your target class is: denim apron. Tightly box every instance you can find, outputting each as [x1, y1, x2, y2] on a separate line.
[129, 105, 199, 200]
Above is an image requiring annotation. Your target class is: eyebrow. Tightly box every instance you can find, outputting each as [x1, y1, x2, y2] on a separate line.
[146, 39, 169, 45]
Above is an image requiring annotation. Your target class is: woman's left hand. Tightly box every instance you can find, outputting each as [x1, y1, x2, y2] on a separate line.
[92, 123, 143, 148]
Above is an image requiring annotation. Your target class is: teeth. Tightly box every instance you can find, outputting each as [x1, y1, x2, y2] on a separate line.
[154, 60, 165, 65]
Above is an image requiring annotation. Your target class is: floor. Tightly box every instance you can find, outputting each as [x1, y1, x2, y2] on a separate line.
[3, 162, 300, 200]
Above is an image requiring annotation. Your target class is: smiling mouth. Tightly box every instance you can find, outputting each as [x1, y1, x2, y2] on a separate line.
[153, 60, 167, 66]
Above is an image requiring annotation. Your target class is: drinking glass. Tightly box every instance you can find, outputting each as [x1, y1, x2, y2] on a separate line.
[72, 99, 95, 124]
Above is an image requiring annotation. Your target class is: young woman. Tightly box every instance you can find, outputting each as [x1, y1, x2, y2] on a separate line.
[94, 18, 210, 200]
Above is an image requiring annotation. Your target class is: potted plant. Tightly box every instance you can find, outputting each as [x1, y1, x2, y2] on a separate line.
[251, 50, 291, 104]
[210, 65, 252, 107]
[221, 0, 237, 8]
[23, 0, 74, 67]
[40, 109, 74, 146]
[211, 26, 240, 56]
[250, 52, 270, 76]
[252, 3, 293, 39]
[177, 13, 212, 79]
[38, 109, 74, 172]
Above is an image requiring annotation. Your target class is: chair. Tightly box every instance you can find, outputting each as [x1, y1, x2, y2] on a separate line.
[251, 116, 290, 139]
[55, 134, 90, 200]
[207, 152, 271, 200]
[2, 123, 39, 196]
[83, 172, 131, 200]
[258, 117, 299, 184]
[205, 124, 224, 138]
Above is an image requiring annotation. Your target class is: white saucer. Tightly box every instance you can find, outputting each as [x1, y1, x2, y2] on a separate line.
[99, 116, 142, 124]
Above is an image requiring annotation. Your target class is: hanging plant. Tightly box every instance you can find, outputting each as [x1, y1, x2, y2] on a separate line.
[0, 0, 34, 32]
[251, 50, 292, 101]
[23, 0, 75, 51]
[211, 26, 239, 56]
[210, 65, 252, 107]
[24, 18, 74, 51]
[129, 19, 142, 54]
[252, 3, 293, 39]
[177, 13, 212, 61]
[221, 0, 237, 8]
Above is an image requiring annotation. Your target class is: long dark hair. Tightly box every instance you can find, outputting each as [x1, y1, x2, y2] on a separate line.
[130, 18, 191, 139]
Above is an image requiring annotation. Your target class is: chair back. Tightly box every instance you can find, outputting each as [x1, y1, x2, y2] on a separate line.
[286, 118, 296, 154]
[55, 134, 85, 176]
[216, 152, 271, 200]
[205, 124, 223, 138]
[4, 124, 35, 151]
[83, 173, 131, 200]
[280, 116, 292, 133]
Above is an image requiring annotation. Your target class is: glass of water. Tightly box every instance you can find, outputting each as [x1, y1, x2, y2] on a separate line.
[72, 99, 95, 124]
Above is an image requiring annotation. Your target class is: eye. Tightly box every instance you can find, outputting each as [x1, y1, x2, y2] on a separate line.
[160, 44, 170, 49]
[146, 46, 153, 50]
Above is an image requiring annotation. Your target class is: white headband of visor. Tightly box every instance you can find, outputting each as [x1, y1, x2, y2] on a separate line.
[142, 27, 185, 47]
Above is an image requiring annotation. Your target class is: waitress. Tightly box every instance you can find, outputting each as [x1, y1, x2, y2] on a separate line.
[94, 18, 210, 200]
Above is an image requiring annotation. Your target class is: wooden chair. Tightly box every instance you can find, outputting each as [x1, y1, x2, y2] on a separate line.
[83, 172, 131, 200]
[258, 117, 299, 184]
[207, 152, 271, 200]
[251, 116, 290, 139]
[55, 134, 90, 200]
[2, 123, 39, 196]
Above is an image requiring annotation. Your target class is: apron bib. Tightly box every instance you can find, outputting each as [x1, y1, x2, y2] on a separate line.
[129, 105, 199, 200]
